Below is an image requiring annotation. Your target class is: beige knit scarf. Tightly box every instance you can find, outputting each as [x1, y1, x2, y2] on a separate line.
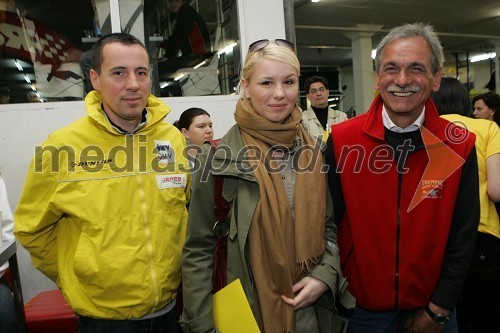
[234, 98, 326, 333]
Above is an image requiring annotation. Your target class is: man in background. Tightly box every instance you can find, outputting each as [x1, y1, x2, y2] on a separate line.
[161, 0, 211, 59]
[302, 75, 347, 141]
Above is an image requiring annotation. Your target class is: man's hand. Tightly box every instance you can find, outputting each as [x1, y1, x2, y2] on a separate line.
[403, 303, 449, 333]
[281, 276, 328, 310]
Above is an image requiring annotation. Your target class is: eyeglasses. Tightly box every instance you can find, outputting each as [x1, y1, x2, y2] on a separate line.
[248, 39, 295, 52]
[308, 87, 327, 94]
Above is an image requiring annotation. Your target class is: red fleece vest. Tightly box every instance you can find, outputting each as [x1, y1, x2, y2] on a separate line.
[330, 97, 475, 311]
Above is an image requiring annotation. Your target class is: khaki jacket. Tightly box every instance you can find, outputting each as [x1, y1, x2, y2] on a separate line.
[180, 125, 353, 333]
[302, 106, 348, 141]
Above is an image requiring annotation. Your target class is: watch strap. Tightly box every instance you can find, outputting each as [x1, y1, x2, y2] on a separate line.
[424, 304, 450, 325]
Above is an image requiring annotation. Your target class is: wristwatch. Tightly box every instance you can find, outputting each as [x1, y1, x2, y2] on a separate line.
[424, 304, 450, 325]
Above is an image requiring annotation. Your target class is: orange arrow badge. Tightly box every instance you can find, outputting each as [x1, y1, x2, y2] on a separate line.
[408, 126, 465, 212]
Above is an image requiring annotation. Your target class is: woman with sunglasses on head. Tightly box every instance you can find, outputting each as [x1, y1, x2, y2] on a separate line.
[180, 39, 352, 333]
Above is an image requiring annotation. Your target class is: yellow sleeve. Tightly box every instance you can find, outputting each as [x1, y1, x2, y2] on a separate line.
[14, 143, 63, 281]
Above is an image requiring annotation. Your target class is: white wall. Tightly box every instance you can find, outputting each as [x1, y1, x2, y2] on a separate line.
[0, 94, 238, 302]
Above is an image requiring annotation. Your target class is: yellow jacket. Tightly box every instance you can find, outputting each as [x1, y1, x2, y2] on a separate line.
[15, 91, 191, 319]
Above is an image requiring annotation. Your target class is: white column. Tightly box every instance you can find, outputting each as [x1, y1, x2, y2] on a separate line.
[118, 0, 144, 40]
[108, 0, 121, 33]
[343, 24, 381, 115]
[237, 0, 286, 64]
[494, 43, 500, 94]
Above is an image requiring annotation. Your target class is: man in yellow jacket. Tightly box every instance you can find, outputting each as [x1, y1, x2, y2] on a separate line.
[15, 33, 190, 333]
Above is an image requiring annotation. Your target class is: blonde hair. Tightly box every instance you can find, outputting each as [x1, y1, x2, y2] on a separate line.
[239, 41, 300, 96]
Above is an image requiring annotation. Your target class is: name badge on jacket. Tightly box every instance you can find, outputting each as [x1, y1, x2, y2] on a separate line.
[156, 174, 187, 189]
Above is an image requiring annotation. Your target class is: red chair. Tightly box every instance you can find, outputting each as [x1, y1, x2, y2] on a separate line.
[24, 289, 78, 333]
[3, 267, 13, 290]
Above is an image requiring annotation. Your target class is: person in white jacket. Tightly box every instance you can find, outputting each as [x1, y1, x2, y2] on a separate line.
[302, 75, 347, 141]
[0, 172, 16, 333]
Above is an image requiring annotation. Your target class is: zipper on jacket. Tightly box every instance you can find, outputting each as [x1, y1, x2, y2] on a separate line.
[134, 134, 161, 305]
[394, 172, 402, 311]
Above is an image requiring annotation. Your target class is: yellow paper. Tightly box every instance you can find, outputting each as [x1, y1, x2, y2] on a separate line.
[213, 279, 261, 333]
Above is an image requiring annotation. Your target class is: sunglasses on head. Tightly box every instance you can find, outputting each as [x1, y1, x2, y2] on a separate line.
[248, 39, 295, 52]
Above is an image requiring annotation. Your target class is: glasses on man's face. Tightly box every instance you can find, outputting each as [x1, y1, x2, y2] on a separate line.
[308, 87, 326, 94]
[248, 39, 295, 52]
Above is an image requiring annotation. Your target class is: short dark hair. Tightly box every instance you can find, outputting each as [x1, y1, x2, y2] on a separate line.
[472, 91, 500, 126]
[174, 108, 211, 130]
[430, 77, 471, 117]
[304, 76, 329, 93]
[91, 33, 149, 73]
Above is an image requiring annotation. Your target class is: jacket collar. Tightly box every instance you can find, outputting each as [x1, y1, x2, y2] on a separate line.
[84, 90, 170, 134]
[211, 125, 257, 182]
[362, 95, 448, 143]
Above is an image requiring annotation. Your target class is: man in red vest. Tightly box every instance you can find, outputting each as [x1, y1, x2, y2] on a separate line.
[326, 23, 479, 333]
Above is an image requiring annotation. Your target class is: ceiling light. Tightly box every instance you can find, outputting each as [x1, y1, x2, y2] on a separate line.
[160, 82, 169, 88]
[15, 59, 23, 71]
[217, 42, 237, 55]
[193, 61, 206, 69]
[24, 74, 31, 84]
[470, 52, 496, 63]
[174, 73, 185, 81]
[311, 0, 321, 2]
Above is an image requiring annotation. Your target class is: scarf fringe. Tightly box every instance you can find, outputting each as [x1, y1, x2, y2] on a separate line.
[296, 255, 322, 278]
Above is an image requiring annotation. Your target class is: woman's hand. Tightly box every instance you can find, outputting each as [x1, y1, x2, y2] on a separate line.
[281, 276, 328, 309]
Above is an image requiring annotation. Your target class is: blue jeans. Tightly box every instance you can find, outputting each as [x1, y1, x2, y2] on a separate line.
[78, 306, 181, 333]
[344, 306, 458, 333]
[0, 277, 17, 333]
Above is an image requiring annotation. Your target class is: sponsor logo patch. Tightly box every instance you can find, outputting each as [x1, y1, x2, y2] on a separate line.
[156, 174, 187, 189]
[155, 140, 175, 164]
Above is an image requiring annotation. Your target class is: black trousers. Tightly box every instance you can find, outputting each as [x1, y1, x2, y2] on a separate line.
[460, 232, 500, 333]
[78, 305, 181, 333]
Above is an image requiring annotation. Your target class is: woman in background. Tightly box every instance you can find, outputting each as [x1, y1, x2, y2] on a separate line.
[472, 91, 500, 127]
[174, 107, 213, 157]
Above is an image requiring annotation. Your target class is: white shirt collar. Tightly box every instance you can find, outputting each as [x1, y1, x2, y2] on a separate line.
[382, 105, 425, 133]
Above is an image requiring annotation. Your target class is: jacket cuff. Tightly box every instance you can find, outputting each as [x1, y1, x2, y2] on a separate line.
[310, 263, 338, 294]
[179, 311, 216, 333]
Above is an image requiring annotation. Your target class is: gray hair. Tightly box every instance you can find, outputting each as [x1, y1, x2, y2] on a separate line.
[375, 22, 444, 74]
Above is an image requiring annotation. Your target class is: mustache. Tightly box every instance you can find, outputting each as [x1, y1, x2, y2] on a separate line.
[386, 85, 420, 93]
